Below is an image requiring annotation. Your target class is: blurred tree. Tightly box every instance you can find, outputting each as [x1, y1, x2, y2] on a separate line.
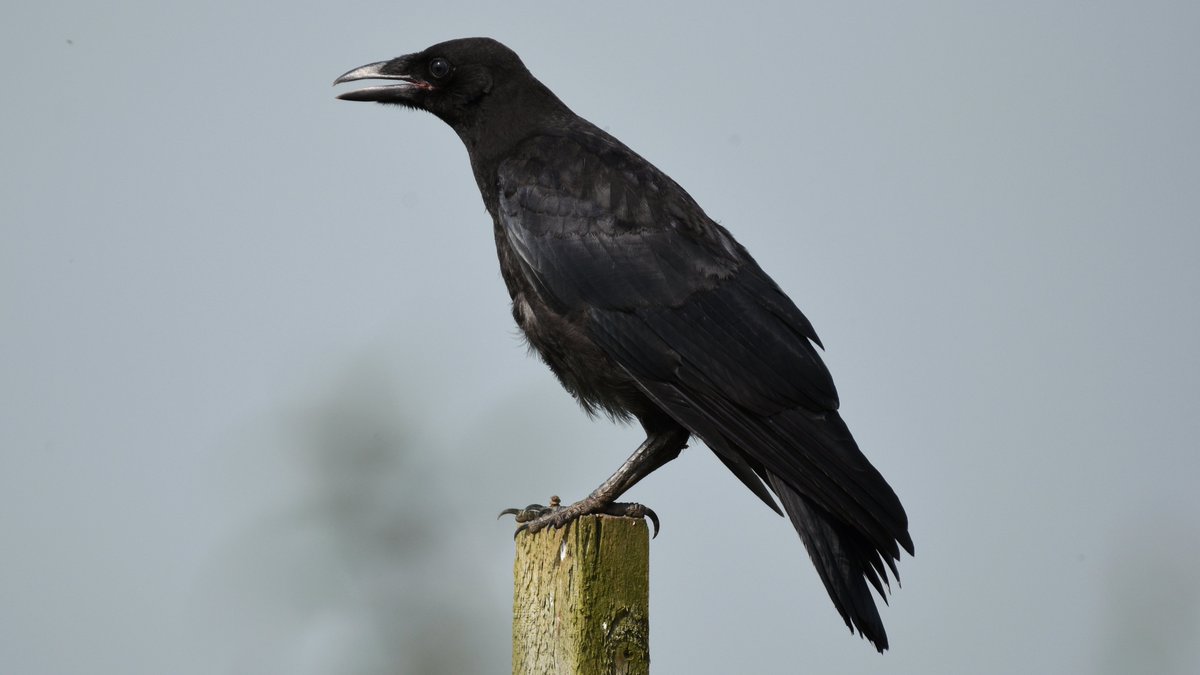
[203, 353, 490, 674]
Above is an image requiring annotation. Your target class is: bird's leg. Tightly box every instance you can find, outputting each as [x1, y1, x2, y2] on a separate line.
[500, 427, 689, 537]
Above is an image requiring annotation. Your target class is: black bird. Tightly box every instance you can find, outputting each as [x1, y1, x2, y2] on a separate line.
[334, 37, 913, 651]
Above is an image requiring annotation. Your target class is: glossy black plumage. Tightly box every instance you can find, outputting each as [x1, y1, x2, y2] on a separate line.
[335, 37, 913, 651]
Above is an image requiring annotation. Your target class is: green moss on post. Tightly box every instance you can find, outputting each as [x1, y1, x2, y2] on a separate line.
[512, 515, 650, 675]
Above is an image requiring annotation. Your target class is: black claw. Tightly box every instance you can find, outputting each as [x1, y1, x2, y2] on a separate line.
[604, 502, 660, 537]
[645, 507, 660, 538]
[500, 503, 556, 523]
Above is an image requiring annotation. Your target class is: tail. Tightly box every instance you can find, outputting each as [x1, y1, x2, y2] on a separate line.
[768, 472, 910, 652]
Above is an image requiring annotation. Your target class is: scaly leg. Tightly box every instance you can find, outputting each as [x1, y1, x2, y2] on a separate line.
[500, 427, 689, 537]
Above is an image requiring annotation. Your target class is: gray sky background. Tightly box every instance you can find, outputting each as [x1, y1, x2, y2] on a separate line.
[4, 2, 1199, 674]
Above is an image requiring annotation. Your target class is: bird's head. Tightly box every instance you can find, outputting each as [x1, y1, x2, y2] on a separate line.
[334, 37, 552, 131]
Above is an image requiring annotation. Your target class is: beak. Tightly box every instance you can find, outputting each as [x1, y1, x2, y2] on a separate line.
[333, 57, 429, 102]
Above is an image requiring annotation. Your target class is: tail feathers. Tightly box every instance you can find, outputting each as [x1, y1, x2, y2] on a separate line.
[768, 472, 903, 652]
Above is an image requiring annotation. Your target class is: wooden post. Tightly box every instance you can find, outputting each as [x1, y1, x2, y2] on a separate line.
[512, 514, 650, 675]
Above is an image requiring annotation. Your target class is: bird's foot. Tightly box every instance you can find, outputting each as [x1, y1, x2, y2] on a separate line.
[499, 495, 660, 538]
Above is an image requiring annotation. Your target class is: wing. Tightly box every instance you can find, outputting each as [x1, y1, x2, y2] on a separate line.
[498, 131, 912, 645]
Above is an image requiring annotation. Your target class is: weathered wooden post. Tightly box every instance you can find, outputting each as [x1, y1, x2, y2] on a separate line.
[512, 514, 650, 675]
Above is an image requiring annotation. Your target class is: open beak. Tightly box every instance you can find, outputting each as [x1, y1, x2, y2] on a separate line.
[333, 58, 430, 102]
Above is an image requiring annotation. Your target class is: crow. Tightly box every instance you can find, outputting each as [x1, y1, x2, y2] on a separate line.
[334, 37, 913, 651]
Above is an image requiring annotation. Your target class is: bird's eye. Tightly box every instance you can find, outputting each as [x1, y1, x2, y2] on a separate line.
[429, 57, 452, 79]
